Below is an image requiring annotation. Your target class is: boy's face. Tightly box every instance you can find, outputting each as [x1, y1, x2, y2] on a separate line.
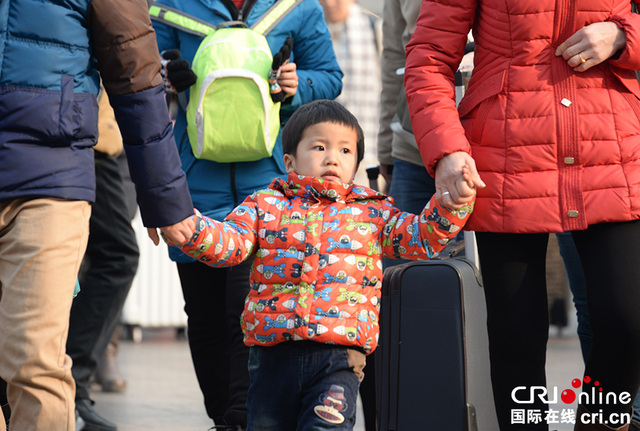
[283, 121, 359, 185]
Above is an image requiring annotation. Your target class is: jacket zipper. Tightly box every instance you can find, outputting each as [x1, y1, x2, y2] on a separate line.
[220, 0, 258, 22]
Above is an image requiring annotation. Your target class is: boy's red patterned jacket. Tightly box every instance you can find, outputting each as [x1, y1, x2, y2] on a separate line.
[178, 174, 474, 353]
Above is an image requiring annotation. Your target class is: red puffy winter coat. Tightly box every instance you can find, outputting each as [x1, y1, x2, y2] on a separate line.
[405, 0, 640, 233]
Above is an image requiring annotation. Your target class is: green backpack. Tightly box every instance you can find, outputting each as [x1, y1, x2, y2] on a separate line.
[150, 0, 302, 163]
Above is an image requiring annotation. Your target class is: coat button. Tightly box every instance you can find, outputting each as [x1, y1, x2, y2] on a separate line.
[561, 98, 572, 107]
[564, 157, 575, 164]
[568, 210, 579, 218]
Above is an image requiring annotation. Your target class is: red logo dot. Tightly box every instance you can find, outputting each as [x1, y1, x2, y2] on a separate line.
[594, 381, 599, 386]
[561, 389, 576, 404]
[572, 378, 582, 388]
[584, 376, 591, 383]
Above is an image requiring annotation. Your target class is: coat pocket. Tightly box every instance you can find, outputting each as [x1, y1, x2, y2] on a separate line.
[457, 69, 506, 119]
[58, 75, 98, 146]
[609, 69, 640, 124]
[0, 77, 97, 147]
[610, 65, 640, 100]
[457, 70, 506, 145]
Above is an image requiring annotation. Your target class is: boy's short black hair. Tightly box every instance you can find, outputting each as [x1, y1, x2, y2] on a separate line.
[282, 100, 365, 166]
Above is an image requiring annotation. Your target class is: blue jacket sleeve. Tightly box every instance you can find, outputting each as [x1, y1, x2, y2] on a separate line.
[110, 86, 193, 227]
[91, 0, 193, 227]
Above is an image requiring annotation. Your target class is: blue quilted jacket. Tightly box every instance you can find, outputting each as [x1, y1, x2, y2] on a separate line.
[0, 0, 193, 227]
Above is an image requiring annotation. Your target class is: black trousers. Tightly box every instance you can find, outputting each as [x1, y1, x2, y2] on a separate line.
[476, 220, 640, 430]
[177, 259, 252, 428]
[66, 152, 139, 400]
[0, 377, 8, 426]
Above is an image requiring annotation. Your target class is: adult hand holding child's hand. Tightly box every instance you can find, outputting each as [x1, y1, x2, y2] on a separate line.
[435, 151, 485, 209]
[147, 214, 196, 246]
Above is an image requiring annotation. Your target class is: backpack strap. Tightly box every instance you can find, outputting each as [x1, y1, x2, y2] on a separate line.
[215, 20, 249, 30]
[150, 0, 302, 38]
[149, 4, 217, 38]
[250, 0, 304, 36]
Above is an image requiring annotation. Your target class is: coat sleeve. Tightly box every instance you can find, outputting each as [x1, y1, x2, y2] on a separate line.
[608, 4, 640, 71]
[282, 0, 343, 113]
[177, 197, 260, 267]
[379, 195, 474, 260]
[89, 0, 193, 228]
[404, 0, 477, 177]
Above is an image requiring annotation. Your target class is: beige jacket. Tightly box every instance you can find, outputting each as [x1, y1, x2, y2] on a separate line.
[94, 89, 124, 157]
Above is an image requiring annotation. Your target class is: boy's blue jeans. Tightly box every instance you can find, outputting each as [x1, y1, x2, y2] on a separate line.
[246, 341, 366, 431]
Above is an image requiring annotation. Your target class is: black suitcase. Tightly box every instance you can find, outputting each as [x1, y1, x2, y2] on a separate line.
[376, 236, 498, 431]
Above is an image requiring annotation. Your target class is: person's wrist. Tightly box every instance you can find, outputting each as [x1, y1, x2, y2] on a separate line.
[607, 16, 629, 57]
[435, 151, 463, 172]
[613, 26, 627, 53]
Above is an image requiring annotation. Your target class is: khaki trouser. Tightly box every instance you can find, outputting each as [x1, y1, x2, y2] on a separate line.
[0, 198, 90, 431]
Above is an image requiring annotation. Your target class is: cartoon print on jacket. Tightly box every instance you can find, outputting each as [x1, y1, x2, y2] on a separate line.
[178, 174, 473, 353]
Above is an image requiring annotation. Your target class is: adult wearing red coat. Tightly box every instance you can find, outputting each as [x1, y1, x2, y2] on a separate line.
[405, 1, 640, 430]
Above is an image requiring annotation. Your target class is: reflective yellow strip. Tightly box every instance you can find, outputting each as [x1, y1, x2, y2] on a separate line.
[251, 0, 298, 35]
[149, 5, 215, 38]
[149, 4, 161, 16]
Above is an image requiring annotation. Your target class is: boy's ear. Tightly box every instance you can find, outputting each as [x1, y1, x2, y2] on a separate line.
[283, 153, 296, 174]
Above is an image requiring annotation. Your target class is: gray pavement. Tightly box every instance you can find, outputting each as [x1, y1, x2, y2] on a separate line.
[89, 321, 583, 431]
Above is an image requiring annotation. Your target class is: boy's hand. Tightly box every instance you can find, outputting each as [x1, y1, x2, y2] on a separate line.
[435, 151, 485, 209]
[147, 214, 196, 246]
[460, 165, 475, 190]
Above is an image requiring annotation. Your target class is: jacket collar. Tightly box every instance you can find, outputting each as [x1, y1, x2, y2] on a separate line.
[273, 173, 384, 203]
[198, 0, 268, 22]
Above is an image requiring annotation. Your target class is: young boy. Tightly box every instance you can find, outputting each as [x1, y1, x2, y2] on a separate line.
[166, 100, 476, 430]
